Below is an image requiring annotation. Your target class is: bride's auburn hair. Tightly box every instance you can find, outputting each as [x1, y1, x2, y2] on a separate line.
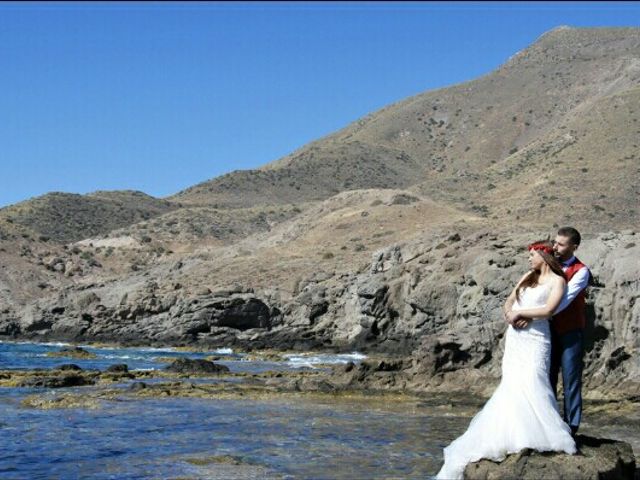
[516, 240, 566, 301]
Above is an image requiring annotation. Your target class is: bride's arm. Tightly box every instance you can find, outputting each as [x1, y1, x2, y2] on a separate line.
[503, 288, 517, 315]
[509, 276, 567, 320]
[503, 271, 532, 322]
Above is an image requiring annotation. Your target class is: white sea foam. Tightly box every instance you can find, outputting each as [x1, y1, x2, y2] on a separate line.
[79, 345, 177, 354]
[2, 340, 71, 347]
[132, 347, 178, 353]
[100, 354, 150, 360]
[283, 352, 367, 368]
[1, 341, 235, 357]
[213, 348, 234, 354]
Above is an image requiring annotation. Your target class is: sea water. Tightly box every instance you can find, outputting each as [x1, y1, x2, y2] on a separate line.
[0, 341, 462, 479]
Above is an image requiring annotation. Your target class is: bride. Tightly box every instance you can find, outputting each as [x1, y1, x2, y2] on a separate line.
[435, 241, 577, 479]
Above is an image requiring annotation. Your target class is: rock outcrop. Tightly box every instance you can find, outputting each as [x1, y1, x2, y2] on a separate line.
[19, 373, 96, 389]
[464, 435, 636, 479]
[164, 358, 230, 374]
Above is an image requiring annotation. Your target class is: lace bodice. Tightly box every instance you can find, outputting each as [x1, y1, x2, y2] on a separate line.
[512, 282, 553, 320]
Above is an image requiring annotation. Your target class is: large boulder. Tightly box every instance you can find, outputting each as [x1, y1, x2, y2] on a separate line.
[164, 358, 230, 374]
[464, 435, 636, 479]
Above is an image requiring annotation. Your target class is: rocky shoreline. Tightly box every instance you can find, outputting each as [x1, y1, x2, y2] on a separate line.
[1, 229, 638, 478]
[1, 231, 638, 400]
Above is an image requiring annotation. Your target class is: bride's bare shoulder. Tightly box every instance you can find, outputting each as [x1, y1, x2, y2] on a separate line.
[551, 272, 567, 286]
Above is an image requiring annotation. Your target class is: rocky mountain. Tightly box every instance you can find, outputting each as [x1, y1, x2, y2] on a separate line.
[0, 27, 638, 399]
[171, 27, 639, 231]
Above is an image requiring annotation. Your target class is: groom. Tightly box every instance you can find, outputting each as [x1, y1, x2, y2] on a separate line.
[549, 226, 591, 436]
[511, 226, 591, 436]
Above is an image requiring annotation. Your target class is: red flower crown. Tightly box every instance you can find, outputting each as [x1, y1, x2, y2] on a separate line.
[527, 242, 554, 255]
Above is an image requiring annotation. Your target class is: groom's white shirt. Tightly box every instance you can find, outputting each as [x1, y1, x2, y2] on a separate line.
[553, 255, 590, 315]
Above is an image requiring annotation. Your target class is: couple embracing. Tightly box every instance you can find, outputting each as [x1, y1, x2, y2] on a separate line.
[436, 227, 591, 479]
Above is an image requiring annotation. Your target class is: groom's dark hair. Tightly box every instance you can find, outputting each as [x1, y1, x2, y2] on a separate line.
[557, 226, 581, 246]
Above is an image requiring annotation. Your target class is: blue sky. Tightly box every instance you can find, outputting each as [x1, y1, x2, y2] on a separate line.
[1, 1, 639, 208]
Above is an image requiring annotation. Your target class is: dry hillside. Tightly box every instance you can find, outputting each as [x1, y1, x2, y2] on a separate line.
[169, 27, 639, 232]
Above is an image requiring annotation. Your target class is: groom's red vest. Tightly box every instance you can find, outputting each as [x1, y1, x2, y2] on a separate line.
[551, 258, 589, 335]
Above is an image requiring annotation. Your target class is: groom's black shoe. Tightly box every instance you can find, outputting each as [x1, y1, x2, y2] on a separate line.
[570, 426, 582, 454]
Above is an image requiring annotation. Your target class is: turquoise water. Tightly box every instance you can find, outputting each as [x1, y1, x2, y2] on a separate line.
[0, 341, 456, 479]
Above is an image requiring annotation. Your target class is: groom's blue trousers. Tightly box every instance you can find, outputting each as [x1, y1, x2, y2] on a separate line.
[550, 329, 584, 433]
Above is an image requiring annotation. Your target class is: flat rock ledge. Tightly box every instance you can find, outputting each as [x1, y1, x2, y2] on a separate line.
[464, 435, 636, 479]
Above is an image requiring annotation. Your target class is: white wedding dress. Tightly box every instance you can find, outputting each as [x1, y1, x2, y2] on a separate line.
[435, 283, 576, 479]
